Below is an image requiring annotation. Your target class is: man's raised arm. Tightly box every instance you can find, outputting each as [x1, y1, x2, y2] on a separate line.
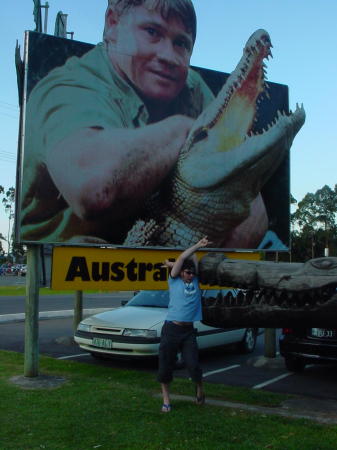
[170, 237, 210, 278]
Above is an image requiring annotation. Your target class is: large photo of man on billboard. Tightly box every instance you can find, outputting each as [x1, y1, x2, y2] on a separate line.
[18, 0, 304, 250]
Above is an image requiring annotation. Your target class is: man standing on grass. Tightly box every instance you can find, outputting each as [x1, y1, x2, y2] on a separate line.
[158, 236, 209, 412]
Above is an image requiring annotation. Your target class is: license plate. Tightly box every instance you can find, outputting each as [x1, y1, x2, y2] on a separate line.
[92, 337, 113, 349]
[310, 328, 336, 339]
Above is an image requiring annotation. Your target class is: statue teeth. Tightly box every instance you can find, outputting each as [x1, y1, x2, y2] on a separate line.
[259, 294, 267, 304]
[269, 296, 277, 306]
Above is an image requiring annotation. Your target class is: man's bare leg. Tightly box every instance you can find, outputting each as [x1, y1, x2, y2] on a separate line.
[196, 381, 205, 405]
[161, 383, 171, 412]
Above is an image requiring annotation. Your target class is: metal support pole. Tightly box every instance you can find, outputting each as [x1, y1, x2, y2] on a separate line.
[264, 328, 276, 358]
[42, 2, 49, 33]
[24, 245, 40, 377]
[74, 291, 83, 332]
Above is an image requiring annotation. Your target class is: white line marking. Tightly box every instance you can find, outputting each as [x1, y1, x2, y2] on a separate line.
[57, 353, 89, 360]
[253, 372, 292, 389]
[203, 364, 240, 377]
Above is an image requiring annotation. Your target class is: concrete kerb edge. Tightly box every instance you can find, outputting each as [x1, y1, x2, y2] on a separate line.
[155, 393, 337, 425]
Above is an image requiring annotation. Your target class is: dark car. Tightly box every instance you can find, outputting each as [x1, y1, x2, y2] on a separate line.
[279, 327, 337, 372]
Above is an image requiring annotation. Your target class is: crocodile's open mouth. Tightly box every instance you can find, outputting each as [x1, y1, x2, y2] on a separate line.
[179, 29, 305, 191]
[185, 29, 273, 154]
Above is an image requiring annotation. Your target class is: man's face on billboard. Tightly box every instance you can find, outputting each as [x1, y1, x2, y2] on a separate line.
[105, 5, 193, 104]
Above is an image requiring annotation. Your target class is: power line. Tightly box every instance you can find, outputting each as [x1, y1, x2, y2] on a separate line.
[0, 153, 16, 162]
[0, 148, 15, 154]
[0, 100, 19, 110]
[0, 153, 16, 157]
[0, 156, 16, 160]
[0, 111, 18, 120]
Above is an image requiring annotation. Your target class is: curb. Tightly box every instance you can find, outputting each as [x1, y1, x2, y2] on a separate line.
[156, 393, 337, 425]
[0, 308, 114, 324]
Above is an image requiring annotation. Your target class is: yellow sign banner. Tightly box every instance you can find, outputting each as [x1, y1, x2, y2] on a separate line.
[51, 247, 260, 291]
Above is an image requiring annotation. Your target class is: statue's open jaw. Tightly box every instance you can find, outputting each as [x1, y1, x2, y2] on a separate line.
[178, 29, 304, 190]
[202, 287, 337, 328]
[200, 257, 337, 327]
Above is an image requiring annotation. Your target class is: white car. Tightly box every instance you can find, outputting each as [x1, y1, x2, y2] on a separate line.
[74, 289, 258, 359]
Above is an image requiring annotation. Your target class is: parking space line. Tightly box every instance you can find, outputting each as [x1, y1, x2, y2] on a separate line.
[203, 364, 240, 377]
[253, 372, 292, 389]
[58, 353, 89, 360]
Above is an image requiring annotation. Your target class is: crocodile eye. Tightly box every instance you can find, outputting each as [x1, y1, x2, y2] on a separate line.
[309, 258, 337, 271]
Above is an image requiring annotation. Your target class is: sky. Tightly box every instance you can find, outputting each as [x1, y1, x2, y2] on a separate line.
[1, 0, 336, 253]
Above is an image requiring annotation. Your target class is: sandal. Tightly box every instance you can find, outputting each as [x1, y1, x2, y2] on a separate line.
[161, 404, 172, 413]
[196, 394, 205, 405]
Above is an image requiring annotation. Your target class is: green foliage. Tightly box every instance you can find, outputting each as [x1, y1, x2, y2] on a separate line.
[0, 286, 109, 296]
[291, 184, 337, 260]
[0, 185, 25, 260]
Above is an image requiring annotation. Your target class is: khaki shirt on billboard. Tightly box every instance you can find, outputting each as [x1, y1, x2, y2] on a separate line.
[20, 43, 214, 244]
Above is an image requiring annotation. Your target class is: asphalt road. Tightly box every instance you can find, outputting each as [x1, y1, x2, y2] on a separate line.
[1, 314, 337, 401]
[0, 274, 133, 316]
[0, 292, 131, 315]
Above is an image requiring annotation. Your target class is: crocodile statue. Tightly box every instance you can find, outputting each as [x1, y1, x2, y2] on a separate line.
[199, 254, 337, 327]
[124, 29, 305, 248]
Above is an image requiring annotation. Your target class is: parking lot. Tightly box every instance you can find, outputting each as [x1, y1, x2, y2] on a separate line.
[1, 278, 337, 404]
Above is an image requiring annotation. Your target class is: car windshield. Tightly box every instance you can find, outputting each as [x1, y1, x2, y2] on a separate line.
[127, 290, 170, 308]
[127, 289, 239, 308]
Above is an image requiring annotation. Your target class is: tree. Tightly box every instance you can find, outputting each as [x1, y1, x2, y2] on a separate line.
[291, 184, 337, 261]
[0, 232, 6, 259]
[0, 185, 26, 261]
[1, 186, 15, 254]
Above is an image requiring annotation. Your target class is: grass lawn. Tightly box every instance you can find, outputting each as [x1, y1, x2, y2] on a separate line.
[1, 350, 336, 449]
[0, 286, 107, 296]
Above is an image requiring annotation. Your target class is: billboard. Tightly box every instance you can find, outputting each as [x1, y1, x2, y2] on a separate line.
[16, 30, 293, 251]
[51, 246, 260, 291]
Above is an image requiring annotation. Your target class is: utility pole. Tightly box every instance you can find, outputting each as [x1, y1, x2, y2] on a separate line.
[24, 245, 41, 377]
[41, 1, 49, 33]
[264, 251, 278, 358]
[73, 291, 83, 333]
[264, 328, 276, 358]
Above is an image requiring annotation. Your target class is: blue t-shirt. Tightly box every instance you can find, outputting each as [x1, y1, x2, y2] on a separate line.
[166, 276, 202, 322]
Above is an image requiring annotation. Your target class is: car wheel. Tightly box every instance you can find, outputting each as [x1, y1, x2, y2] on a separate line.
[238, 328, 257, 353]
[284, 356, 306, 372]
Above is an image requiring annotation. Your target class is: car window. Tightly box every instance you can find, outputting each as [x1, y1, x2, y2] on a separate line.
[127, 290, 170, 308]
